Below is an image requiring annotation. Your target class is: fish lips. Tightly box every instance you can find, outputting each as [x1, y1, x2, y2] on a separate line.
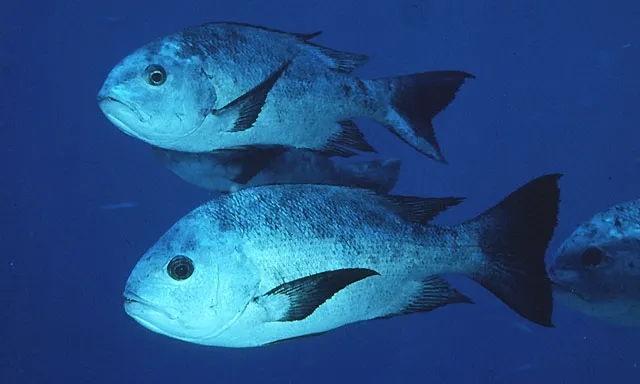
[123, 291, 179, 321]
[96, 94, 199, 146]
[550, 279, 592, 302]
[97, 95, 148, 138]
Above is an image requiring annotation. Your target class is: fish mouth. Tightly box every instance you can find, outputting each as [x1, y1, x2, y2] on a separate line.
[97, 95, 200, 144]
[97, 95, 146, 122]
[123, 291, 178, 320]
[97, 95, 149, 138]
[550, 280, 592, 302]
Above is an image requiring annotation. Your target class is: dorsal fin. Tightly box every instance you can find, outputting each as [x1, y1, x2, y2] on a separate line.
[240, 183, 463, 224]
[381, 194, 465, 224]
[305, 42, 370, 73]
[208, 22, 322, 41]
[297, 30, 323, 41]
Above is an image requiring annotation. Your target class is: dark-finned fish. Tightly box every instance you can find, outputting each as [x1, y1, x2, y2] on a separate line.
[549, 198, 640, 326]
[152, 145, 401, 194]
[123, 174, 561, 347]
[97, 22, 474, 163]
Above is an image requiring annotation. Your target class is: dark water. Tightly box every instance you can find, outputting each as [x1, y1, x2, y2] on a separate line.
[3, 1, 639, 383]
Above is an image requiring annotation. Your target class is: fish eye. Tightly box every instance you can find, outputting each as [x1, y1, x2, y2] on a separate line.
[581, 247, 605, 267]
[167, 255, 194, 281]
[145, 64, 167, 86]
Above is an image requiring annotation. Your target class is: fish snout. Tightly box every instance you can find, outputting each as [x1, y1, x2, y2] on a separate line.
[123, 290, 180, 320]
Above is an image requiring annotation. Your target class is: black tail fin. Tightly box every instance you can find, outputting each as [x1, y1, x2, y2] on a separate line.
[372, 70, 475, 164]
[463, 174, 562, 327]
[336, 158, 402, 194]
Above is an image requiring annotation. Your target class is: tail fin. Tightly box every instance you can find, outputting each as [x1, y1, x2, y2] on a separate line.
[372, 70, 474, 164]
[336, 158, 402, 194]
[463, 174, 562, 327]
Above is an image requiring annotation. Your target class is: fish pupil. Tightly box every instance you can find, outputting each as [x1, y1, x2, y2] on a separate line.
[581, 247, 605, 267]
[151, 72, 163, 84]
[145, 64, 167, 86]
[167, 255, 194, 280]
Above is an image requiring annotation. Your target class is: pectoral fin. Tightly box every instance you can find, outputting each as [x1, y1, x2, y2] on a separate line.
[258, 268, 379, 322]
[215, 145, 289, 184]
[213, 59, 293, 132]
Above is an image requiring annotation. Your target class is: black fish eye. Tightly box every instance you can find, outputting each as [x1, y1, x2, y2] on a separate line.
[167, 255, 194, 281]
[145, 64, 167, 86]
[581, 247, 605, 267]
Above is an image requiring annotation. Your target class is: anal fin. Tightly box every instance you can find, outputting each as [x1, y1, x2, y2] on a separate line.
[322, 120, 377, 158]
[262, 331, 330, 346]
[376, 275, 473, 320]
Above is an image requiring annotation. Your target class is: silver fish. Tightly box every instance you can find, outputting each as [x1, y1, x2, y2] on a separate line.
[152, 145, 401, 194]
[123, 174, 561, 347]
[549, 199, 640, 326]
[97, 22, 474, 163]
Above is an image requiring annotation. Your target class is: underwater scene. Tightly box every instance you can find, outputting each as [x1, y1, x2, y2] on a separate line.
[3, 1, 640, 383]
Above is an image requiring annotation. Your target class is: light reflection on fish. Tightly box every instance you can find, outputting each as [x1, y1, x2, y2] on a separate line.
[151, 145, 401, 194]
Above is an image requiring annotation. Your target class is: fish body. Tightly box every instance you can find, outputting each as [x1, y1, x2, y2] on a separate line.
[549, 199, 640, 326]
[152, 145, 401, 194]
[97, 22, 474, 163]
[123, 174, 561, 347]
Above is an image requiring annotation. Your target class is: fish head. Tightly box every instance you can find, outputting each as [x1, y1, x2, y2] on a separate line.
[549, 205, 640, 322]
[97, 37, 217, 148]
[123, 207, 260, 344]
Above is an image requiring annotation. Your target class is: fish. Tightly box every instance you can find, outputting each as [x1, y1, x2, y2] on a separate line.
[97, 22, 474, 164]
[151, 145, 401, 194]
[123, 174, 561, 347]
[549, 198, 640, 326]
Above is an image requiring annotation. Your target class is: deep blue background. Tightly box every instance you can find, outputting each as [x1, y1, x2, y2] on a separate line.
[3, 1, 639, 383]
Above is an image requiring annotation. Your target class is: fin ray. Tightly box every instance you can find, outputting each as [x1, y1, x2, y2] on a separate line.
[322, 120, 377, 157]
[373, 70, 475, 163]
[381, 195, 465, 224]
[259, 268, 379, 322]
[305, 42, 370, 73]
[376, 275, 474, 320]
[464, 174, 562, 327]
[213, 60, 292, 132]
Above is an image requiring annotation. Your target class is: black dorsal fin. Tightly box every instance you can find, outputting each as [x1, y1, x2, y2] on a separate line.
[381, 194, 465, 224]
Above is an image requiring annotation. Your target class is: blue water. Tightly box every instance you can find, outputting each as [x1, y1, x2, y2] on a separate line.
[3, 1, 639, 383]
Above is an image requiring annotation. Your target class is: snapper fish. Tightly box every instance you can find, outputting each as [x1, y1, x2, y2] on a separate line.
[151, 145, 402, 194]
[549, 198, 640, 326]
[97, 22, 474, 163]
[123, 174, 562, 347]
